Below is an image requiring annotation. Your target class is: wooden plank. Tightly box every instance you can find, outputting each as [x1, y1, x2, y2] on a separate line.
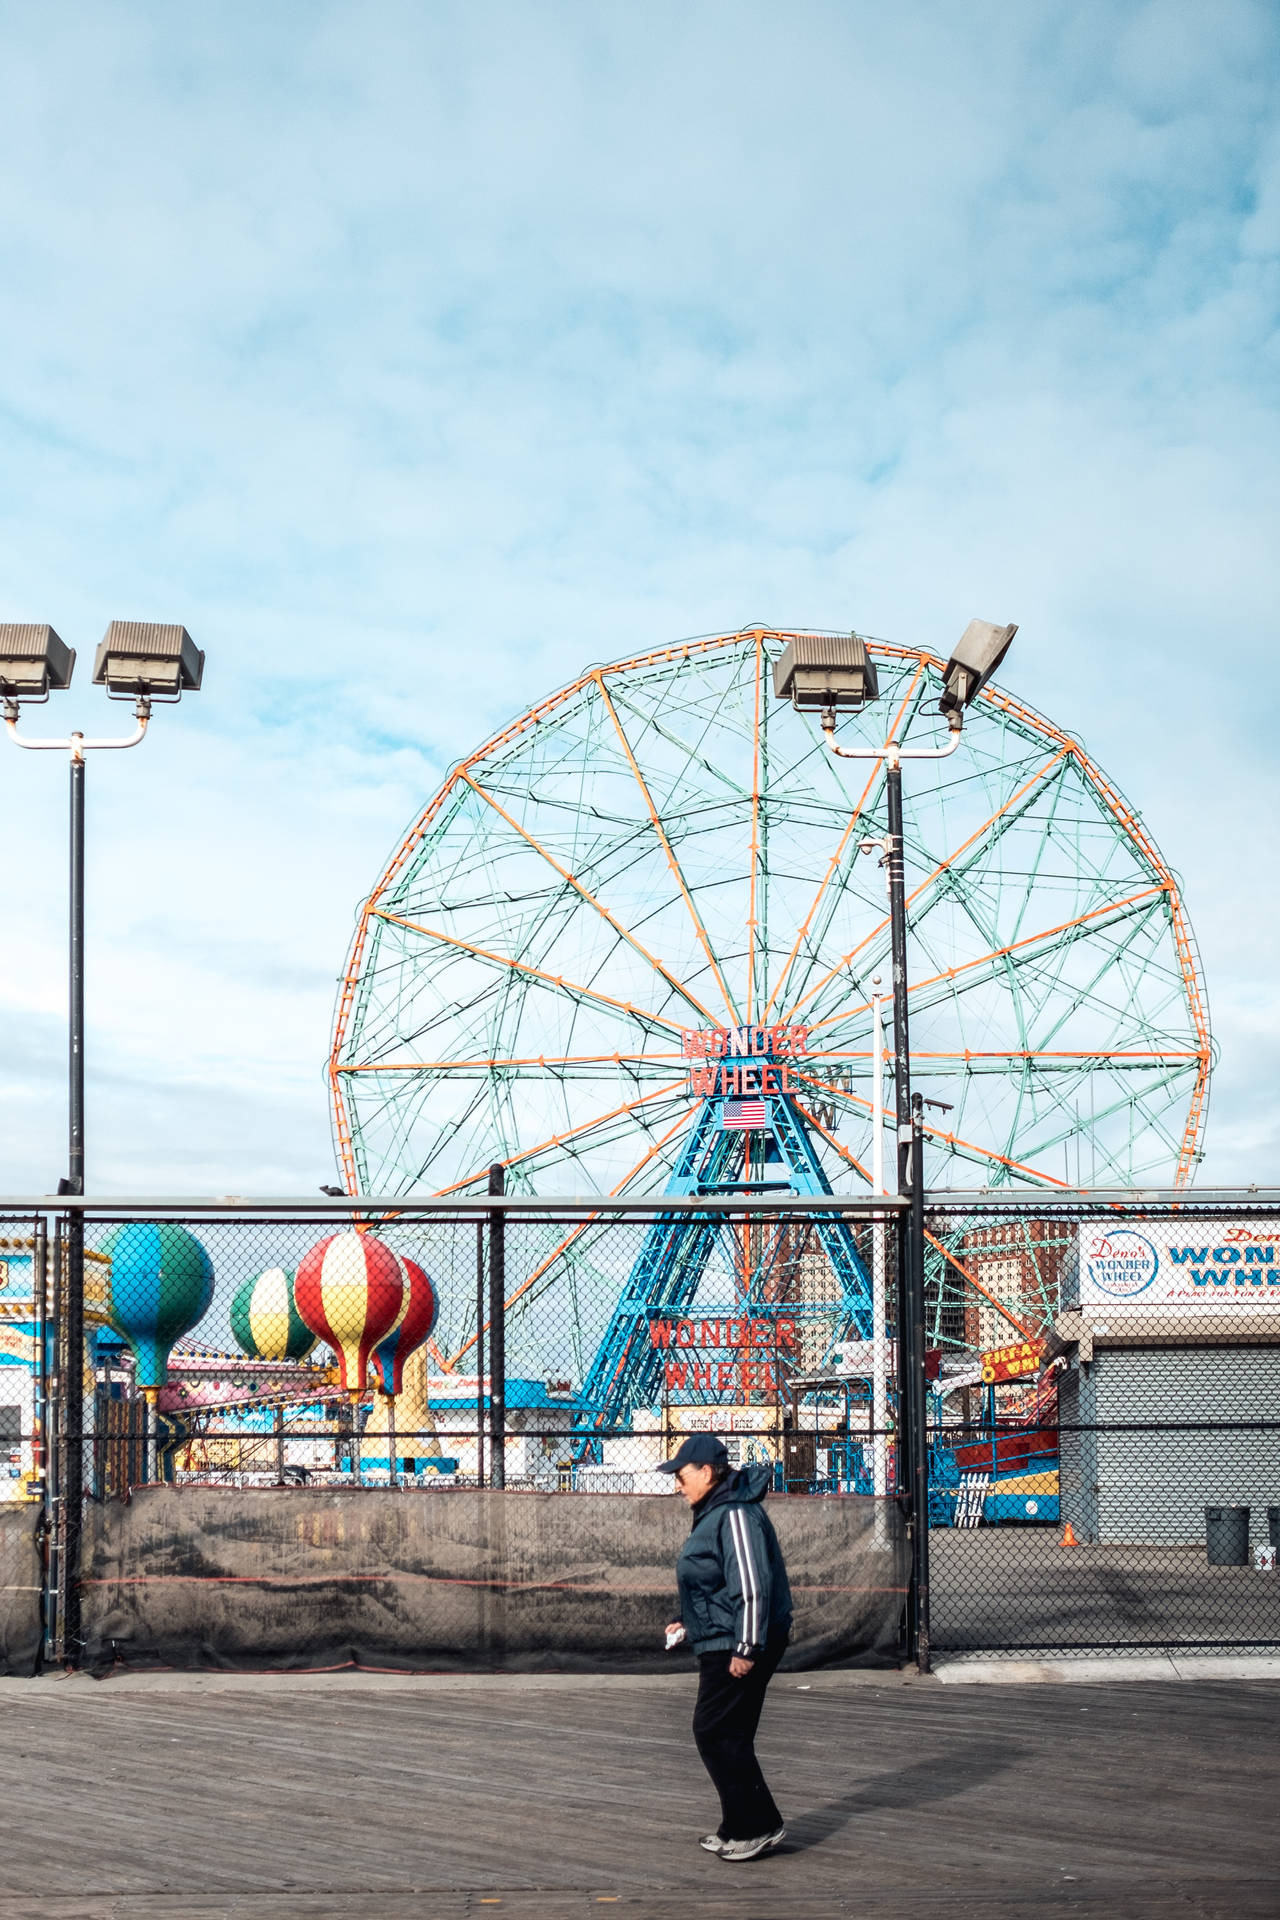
[0, 1677, 1275, 1915]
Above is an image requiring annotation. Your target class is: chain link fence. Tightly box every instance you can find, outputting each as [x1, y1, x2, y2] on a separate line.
[0, 1216, 48, 1674]
[9, 1196, 907, 1672]
[924, 1197, 1280, 1658]
[3, 1193, 1278, 1672]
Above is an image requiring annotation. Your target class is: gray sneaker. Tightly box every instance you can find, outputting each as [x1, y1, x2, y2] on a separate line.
[699, 1834, 727, 1854]
[718, 1826, 786, 1862]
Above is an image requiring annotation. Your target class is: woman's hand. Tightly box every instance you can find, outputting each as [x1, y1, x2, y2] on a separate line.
[665, 1621, 683, 1636]
[729, 1655, 754, 1678]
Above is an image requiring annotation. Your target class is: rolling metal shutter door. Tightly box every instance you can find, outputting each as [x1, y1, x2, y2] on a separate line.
[1094, 1346, 1280, 1546]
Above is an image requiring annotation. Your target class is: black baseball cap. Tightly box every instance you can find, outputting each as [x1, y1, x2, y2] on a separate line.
[657, 1434, 730, 1473]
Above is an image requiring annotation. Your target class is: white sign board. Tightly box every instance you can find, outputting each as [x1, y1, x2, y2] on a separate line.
[1078, 1221, 1280, 1311]
[830, 1339, 898, 1375]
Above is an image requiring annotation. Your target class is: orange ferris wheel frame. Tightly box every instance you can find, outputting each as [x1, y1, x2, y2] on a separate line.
[328, 627, 1213, 1199]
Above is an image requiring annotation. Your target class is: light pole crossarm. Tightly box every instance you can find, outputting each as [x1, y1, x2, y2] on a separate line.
[823, 726, 963, 765]
[4, 713, 150, 755]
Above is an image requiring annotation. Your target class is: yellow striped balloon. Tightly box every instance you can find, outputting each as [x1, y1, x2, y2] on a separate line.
[230, 1267, 317, 1363]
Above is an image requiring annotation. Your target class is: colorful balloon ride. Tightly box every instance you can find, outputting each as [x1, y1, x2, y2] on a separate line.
[101, 1221, 215, 1392]
[294, 1231, 403, 1396]
[230, 1266, 317, 1364]
[372, 1255, 438, 1396]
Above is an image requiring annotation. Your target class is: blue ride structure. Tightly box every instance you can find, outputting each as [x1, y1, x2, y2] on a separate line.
[573, 1025, 876, 1443]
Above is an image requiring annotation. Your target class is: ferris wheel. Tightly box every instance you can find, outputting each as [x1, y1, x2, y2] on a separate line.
[327, 628, 1212, 1391]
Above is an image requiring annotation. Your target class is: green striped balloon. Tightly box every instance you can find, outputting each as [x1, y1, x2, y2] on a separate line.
[230, 1267, 316, 1363]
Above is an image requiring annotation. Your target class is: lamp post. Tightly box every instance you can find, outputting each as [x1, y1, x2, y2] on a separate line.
[773, 619, 1017, 1671]
[0, 621, 203, 1662]
[869, 975, 888, 1516]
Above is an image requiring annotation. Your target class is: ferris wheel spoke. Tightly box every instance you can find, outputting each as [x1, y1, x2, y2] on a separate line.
[908, 1049, 1202, 1067]
[800, 886, 1175, 1046]
[458, 768, 721, 1025]
[924, 1231, 1037, 1339]
[792, 1070, 1071, 1188]
[594, 673, 742, 1024]
[440, 1106, 697, 1370]
[789, 1096, 874, 1186]
[370, 909, 684, 1039]
[764, 661, 930, 1023]
[336, 1051, 680, 1077]
[432, 1080, 689, 1197]
[781, 743, 1074, 1029]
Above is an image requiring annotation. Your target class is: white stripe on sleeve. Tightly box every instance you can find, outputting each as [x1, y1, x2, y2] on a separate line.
[729, 1507, 761, 1650]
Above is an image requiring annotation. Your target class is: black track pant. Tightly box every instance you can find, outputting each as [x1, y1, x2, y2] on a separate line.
[692, 1627, 789, 1841]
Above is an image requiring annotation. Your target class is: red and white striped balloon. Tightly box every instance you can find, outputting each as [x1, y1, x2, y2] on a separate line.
[295, 1231, 403, 1396]
[372, 1255, 438, 1397]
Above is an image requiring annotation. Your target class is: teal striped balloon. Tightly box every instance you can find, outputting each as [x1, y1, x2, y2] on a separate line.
[102, 1222, 215, 1389]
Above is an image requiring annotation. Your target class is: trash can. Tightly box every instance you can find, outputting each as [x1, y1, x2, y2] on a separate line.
[1268, 1505, 1279, 1551]
[1205, 1505, 1250, 1566]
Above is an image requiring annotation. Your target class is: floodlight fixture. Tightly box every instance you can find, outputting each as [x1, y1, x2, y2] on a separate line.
[92, 621, 205, 701]
[0, 624, 75, 704]
[938, 618, 1017, 725]
[772, 634, 879, 716]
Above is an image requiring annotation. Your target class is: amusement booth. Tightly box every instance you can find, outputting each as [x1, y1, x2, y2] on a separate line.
[1056, 1219, 1280, 1555]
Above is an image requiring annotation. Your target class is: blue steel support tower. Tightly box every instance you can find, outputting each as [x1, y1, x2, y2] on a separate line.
[575, 1041, 874, 1438]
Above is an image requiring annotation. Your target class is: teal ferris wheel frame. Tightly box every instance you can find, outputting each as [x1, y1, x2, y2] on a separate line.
[329, 627, 1212, 1372]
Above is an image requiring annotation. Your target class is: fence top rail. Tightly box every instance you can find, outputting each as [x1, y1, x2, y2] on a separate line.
[0, 1191, 909, 1218]
[926, 1188, 1280, 1211]
[4, 1186, 1278, 1216]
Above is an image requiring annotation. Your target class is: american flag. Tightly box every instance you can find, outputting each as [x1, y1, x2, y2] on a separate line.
[722, 1099, 768, 1130]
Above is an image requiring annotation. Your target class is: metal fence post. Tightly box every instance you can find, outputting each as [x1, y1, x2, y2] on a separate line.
[475, 1221, 486, 1487]
[61, 1208, 84, 1667]
[895, 1202, 915, 1664]
[909, 1094, 931, 1673]
[488, 1165, 506, 1490]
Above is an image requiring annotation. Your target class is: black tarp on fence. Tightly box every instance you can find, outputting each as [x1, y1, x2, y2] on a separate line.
[80, 1485, 906, 1674]
[0, 1504, 43, 1676]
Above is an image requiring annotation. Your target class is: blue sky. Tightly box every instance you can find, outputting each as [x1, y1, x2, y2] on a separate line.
[1, 0, 1277, 1194]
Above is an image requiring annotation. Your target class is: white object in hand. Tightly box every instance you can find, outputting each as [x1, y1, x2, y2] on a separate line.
[665, 1625, 686, 1650]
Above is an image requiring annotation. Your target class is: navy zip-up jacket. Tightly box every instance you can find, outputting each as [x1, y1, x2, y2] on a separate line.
[675, 1464, 793, 1658]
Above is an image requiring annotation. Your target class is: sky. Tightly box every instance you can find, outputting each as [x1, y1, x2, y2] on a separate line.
[0, 0, 1277, 1196]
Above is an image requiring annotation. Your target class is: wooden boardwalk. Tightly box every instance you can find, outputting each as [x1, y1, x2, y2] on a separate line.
[0, 1670, 1275, 1918]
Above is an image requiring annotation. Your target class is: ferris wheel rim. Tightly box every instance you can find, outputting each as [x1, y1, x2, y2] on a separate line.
[329, 628, 1214, 1198]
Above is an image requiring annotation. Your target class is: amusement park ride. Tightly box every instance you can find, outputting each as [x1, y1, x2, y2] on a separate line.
[323, 623, 1212, 1443]
[0, 624, 1209, 1513]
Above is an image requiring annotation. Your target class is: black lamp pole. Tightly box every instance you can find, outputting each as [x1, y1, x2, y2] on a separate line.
[4, 621, 203, 1668]
[773, 619, 1017, 1677]
[61, 746, 87, 1660]
[883, 753, 929, 1670]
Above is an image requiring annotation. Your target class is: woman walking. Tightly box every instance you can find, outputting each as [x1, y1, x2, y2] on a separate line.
[660, 1433, 793, 1862]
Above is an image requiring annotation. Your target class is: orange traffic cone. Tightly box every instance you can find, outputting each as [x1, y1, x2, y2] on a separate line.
[1060, 1522, 1079, 1547]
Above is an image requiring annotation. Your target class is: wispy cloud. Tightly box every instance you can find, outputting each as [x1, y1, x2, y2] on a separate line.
[0, 0, 1276, 1189]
